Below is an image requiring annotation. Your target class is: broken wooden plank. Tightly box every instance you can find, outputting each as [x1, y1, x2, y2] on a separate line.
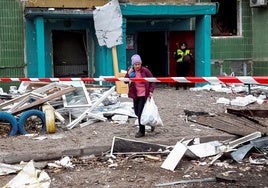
[160, 140, 187, 171]
[11, 86, 76, 115]
[188, 113, 267, 136]
[227, 108, 268, 126]
[227, 108, 268, 118]
[0, 92, 44, 110]
[32, 82, 71, 94]
[9, 93, 45, 113]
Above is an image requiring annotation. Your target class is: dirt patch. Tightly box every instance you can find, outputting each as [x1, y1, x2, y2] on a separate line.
[0, 85, 267, 187]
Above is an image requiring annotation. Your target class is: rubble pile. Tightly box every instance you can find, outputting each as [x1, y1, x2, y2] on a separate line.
[0, 82, 267, 187]
[0, 81, 135, 137]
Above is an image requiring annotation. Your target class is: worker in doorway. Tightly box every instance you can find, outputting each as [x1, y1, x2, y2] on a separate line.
[173, 42, 193, 90]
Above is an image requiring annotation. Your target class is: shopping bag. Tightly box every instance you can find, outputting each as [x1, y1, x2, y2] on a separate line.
[140, 97, 163, 126]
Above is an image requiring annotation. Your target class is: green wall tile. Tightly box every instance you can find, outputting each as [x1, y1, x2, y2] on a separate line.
[0, 0, 24, 91]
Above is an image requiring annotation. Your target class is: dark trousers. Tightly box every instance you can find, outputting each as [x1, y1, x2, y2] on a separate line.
[176, 62, 190, 89]
[133, 96, 146, 134]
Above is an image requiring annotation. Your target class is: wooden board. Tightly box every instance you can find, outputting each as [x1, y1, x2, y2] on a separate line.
[115, 73, 128, 94]
[160, 141, 187, 171]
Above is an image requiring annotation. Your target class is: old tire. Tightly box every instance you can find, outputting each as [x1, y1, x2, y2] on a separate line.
[42, 104, 56, 134]
[18, 109, 46, 135]
[0, 112, 18, 136]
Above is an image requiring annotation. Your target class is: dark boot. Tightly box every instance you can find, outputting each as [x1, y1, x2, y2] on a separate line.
[135, 125, 145, 138]
[183, 83, 187, 90]
[176, 83, 179, 90]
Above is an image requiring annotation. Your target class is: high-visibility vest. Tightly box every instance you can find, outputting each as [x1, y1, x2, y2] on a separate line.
[175, 49, 191, 62]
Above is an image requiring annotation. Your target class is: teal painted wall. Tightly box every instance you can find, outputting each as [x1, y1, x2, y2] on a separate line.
[26, 16, 194, 79]
[26, 16, 193, 79]
[25, 3, 216, 81]
[26, 18, 126, 78]
[26, 19, 38, 78]
[195, 15, 211, 77]
[0, 0, 24, 91]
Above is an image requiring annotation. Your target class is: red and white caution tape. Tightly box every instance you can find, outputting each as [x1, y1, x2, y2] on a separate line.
[0, 76, 268, 84]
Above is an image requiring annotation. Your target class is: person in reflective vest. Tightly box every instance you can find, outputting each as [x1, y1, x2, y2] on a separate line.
[173, 42, 192, 90]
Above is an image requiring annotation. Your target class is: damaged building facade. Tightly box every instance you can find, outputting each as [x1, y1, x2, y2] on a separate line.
[0, 0, 268, 90]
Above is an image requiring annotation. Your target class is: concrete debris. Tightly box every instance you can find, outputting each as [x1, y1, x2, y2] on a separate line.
[217, 95, 266, 106]
[159, 132, 264, 171]
[216, 97, 231, 105]
[192, 83, 268, 106]
[48, 156, 74, 168]
[3, 160, 51, 188]
[0, 163, 23, 176]
[230, 95, 257, 106]
[111, 114, 129, 124]
[109, 132, 265, 173]
[1, 83, 268, 173]
[190, 83, 247, 93]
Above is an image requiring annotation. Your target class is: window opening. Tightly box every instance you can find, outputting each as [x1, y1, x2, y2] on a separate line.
[212, 0, 240, 37]
[52, 30, 88, 77]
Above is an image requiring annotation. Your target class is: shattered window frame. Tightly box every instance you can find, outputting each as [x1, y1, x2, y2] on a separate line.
[61, 81, 92, 108]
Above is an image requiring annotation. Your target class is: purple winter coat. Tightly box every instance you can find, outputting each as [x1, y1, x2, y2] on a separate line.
[125, 66, 155, 99]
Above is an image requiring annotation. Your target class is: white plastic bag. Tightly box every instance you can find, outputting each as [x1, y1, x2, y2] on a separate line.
[141, 97, 163, 126]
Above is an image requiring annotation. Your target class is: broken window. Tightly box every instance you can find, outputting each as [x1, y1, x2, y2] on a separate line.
[61, 81, 92, 108]
[211, 0, 241, 37]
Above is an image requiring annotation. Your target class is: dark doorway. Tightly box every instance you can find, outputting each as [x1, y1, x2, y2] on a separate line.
[137, 32, 167, 77]
[52, 30, 88, 77]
